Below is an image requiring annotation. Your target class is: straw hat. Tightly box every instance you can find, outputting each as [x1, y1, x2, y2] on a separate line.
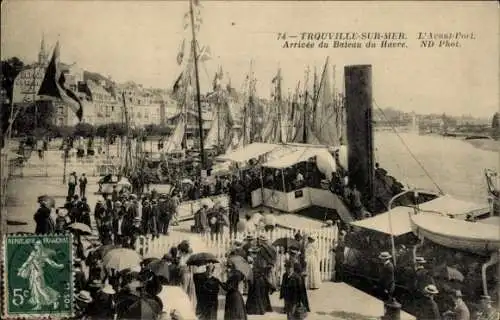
[89, 279, 102, 287]
[248, 247, 260, 253]
[307, 236, 315, 242]
[245, 235, 255, 241]
[101, 284, 116, 295]
[114, 201, 122, 207]
[424, 284, 439, 295]
[325, 219, 333, 226]
[127, 279, 144, 289]
[57, 208, 68, 217]
[258, 235, 267, 242]
[415, 257, 427, 264]
[75, 290, 93, 303]
[378, 252, 392, 260]
[232, 240, 243, 247]
[452, 290, 464, 298]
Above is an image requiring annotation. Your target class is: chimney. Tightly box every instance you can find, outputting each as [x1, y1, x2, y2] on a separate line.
[344, 65, 375, 209]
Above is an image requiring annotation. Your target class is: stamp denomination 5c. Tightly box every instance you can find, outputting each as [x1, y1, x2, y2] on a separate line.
[3, 234, 74, 318]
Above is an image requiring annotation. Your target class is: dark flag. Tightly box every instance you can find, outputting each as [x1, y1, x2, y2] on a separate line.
[172, 72, 183, 94]
[38, 42, 83, 121]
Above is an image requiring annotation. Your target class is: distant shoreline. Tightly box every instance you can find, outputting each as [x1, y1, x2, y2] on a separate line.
[464, 138, 500, 152]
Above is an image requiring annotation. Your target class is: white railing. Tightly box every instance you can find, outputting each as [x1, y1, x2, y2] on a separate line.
[135, 226, 338, 283]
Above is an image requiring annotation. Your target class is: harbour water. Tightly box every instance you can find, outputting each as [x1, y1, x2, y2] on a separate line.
[372, 131, 498, 204]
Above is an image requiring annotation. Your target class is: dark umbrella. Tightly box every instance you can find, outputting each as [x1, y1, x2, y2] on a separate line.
[272, 237, 300, 249]
[186, 252, 219, 266]
[141, 258, 160, 268]
[117, 294, 163, 320]
[257, 242, 277, 264]
[148, 260, 170, 280]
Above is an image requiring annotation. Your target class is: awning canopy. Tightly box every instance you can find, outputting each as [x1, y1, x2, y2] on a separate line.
[215, 143, 281, 163]
[263, 147, 331, 169]
[417, 194, 488, 217]
[350, 207, 415, 236]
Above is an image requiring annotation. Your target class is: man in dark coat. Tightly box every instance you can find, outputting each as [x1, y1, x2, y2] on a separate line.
[229, 202, 240, 237]
[68, 172, 77, 198]
[78, 197, 92, 228]
[334, 231, 346, 282]
[379, 251, 395, 302]
[34, 200, 53, 234]
[111, 185, 119, 202]
[113, 208, 129, 246]
[415, 284, 441, 320]
[283, 262, 310, 319]
[79, 173, 88, 198]
[158, 197, 173, 235]
[94, 200, 106, 234]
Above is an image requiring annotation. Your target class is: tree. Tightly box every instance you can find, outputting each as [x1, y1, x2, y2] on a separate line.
[74, 122, 95, 137]
[1, 57, 25, 145]
[492, 112, 499, 140]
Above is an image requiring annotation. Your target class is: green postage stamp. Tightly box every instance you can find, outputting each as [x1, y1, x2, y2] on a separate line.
[3, 234, 74, 318]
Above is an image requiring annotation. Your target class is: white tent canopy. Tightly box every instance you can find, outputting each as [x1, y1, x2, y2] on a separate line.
[350, 206, 415, 236]
[216, 142, 281, 163]
[263, 147, 335, 169]
[417, 194, 488, 217]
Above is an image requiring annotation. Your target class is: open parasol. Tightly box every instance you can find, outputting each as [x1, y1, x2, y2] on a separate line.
[444, 266, 465, 282]
[186, 252, 219, 266]
[103, 248, 142, 271]
[67, 222, 92, 235]
[96, 244, 120, 258]
[227, 255, 253, 281]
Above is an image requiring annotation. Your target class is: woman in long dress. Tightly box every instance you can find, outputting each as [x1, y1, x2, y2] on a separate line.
[304, 236, 321, 290]
[246, 255, 273, 315]
[17, 240, 64, 310]
[218, 263, 247, 320]
[178, 241, 197, 308]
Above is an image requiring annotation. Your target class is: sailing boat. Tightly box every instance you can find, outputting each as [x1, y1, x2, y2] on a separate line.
[262, 68, 285, 143]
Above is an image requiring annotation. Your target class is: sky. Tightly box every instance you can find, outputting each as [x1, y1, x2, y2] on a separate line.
[1, 1, 498, 117]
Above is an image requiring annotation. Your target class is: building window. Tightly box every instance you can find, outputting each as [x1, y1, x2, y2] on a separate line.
[111, 106, 115, 112]
[58, 106, 64, 114]
[57, 118, 64, 126]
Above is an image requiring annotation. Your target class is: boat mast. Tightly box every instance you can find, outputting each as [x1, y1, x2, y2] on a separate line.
[302, 67, 310, 143]
[189, 0, 206, 170]
[276, 68, 283, 143]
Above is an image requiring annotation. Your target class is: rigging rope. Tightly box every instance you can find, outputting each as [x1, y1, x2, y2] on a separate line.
[372, 99, 444, 195]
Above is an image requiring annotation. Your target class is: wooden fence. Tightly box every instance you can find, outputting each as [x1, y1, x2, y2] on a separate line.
[135, 226, 338, 284]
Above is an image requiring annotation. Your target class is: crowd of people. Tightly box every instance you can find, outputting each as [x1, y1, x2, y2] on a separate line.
[31, 169, 333, 320]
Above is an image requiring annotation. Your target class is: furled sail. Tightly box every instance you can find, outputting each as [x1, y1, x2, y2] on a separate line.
[164, 115, 185, 152]
[204, 109, 220, 149]
[312, 59, 341, 146]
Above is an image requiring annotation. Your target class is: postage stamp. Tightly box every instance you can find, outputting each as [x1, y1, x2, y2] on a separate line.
[3, 234, 74, 318]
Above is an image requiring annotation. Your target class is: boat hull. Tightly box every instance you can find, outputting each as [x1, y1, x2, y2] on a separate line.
[410, 213, 500, 256]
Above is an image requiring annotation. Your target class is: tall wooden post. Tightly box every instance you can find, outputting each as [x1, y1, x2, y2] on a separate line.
[344, 65, 375, 210]
[189, 0, 206, 170]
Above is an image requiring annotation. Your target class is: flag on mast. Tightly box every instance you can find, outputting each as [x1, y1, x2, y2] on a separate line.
[37, 41, 83, 121]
